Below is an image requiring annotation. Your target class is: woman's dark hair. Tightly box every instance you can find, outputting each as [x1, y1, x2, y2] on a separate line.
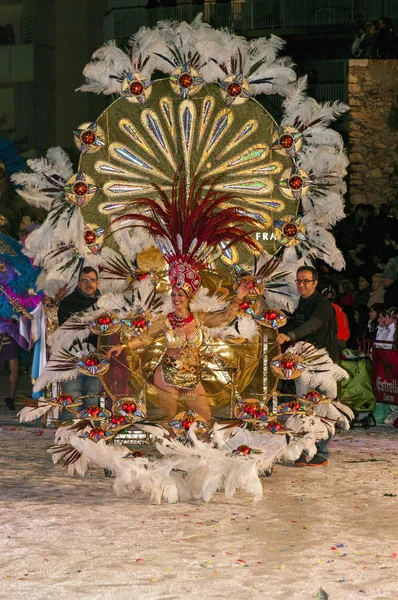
[370, 303, 384, 316]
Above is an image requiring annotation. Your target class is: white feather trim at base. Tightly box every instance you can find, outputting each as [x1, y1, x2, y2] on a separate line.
[288, 341, 349, 399]
[18, 403, 52, 423]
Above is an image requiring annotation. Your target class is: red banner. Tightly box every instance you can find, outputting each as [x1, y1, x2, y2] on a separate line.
[372, 347, 398, 405]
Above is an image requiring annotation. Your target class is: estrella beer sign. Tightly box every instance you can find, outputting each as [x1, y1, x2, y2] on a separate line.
[372, 347, 398, 405]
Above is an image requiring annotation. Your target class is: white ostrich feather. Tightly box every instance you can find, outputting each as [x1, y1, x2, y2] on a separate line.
[77, 41, 131, 95]
[301, 193, 346, 228]
[190, 288, 228, 313]
[33, 366, 80, 393]
[287, 341, 349, 398]
[18, 403, 52, 423]
[281, 76, 308, 117]
[305, 227, 346, 271]
[236, 315, 259, 339]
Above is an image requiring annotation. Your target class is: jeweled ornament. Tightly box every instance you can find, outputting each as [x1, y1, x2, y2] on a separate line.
[81, 130, 96, 145]
[178, 73, 193, 88]
[58, 394, 73, 405]
[282, 223, 298, 238]
[280, 133, 294, 148]
[86, 405, 101, 417]
[89, 428, 105, 438]
[243, 402, 260, 416]
[84, 230, 96, 244]
[85, 357, 99, 367]
[227, 82, 242, 97]
[265, 310, 277, 320]
[121, 401, 137, 414]
[73, 181, 88, 196]
[267, 420, 283, 432]
[97, 314, 112, 326]
[236, 444, 251, 455]
[129, 80, 144, 96]
[111, 416, 125, 425]
[182, 415, 195, 430]
[281, 357, 295, 370]
[289, 175, 303, 190]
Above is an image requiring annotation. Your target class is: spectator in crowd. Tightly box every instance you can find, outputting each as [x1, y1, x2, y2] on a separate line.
[383, 256, 398, 307]
[359, 21, 379, 58]
[351, 25, 365, 57]
[57, 267, 101, 417]
[366, 203, 398, 266]
[355, 274, 371, 307]
[384, 307, 397, 343]
[376, 17, 397, 58]
[367, 273, 385, 307]
[375, 309, 392, 348]
[368, 303, 385, 339]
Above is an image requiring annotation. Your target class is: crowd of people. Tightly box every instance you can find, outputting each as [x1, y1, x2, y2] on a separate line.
[316, 202, 398, 352]
[352, 16, 398, 58]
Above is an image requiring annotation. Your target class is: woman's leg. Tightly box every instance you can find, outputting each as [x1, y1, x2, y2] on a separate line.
[153, 366, 179, 420]
[184, 382, 211, 423]
[9, 358, 19, 399]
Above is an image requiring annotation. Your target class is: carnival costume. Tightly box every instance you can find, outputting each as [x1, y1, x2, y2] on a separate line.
[15, 18, 354, 503]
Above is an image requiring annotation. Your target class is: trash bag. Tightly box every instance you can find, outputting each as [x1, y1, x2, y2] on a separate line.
[337, 350, 376, 415]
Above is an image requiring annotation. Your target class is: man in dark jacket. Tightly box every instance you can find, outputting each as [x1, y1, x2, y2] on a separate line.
[277, 266, 338, 466]
[277, 266, 338, 362]
[57, 266, 101, 415]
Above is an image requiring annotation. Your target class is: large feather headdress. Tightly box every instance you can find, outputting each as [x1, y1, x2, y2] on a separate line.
[110, 175, 263, 297]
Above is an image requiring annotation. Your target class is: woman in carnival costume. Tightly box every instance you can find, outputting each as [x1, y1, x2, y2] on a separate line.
[0, 216, 41, 409]
[107, 177, 258, 422]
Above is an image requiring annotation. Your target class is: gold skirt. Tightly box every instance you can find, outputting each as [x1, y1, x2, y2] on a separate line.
[161, 356, 200, 390]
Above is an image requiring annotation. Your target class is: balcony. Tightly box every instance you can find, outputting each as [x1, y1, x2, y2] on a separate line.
[104, 0, 398, 39]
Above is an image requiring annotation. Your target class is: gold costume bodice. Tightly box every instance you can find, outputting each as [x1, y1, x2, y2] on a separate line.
[164, 316, 203, 349]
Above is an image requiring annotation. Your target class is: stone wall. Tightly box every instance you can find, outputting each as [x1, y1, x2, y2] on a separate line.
[348, 59, 398, 209]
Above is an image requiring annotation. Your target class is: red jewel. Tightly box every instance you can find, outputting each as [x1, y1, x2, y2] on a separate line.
[289, 175, 304, 190]
[97, 314, 112, 326]
[73, 181, 88, 196]
[84, 230, 96, 244]
[240, 301, 250, 310]
[85, 357, 99, 367]
[111, 416, 119, 424]
[305, 390, 321, 400]
[129, 80, 144, 96]
[182, 416, 195, 430]
[279, 133, 294, 148]
[59, 394, 73, 405]
[132, 450, 143, 458]
[122, 401, 137, 414]
[178, 73, 193, 88]
[281, 359, 295, 369]
[243, 402, 260, 415]
[136, 273, 148, 281]
[236, 444, 251, 455]
[227, 82, 242, 97]
[282, 223, 298, 238]
[265, 311, 277, 320]
[81, 130, 96, 145]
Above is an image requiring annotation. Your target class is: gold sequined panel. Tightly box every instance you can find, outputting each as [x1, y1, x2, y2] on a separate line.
[79, 80, 299, 268]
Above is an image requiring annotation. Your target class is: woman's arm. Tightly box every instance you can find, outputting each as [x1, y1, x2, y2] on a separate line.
[201, 280, 254, 328]
[106, 317, 164, 358]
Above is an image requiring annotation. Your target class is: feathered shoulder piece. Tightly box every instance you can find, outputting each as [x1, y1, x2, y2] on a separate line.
[110, 174, 262, 297]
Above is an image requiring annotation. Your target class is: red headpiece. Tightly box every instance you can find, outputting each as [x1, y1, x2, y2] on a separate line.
[110, 175, 262, 297]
